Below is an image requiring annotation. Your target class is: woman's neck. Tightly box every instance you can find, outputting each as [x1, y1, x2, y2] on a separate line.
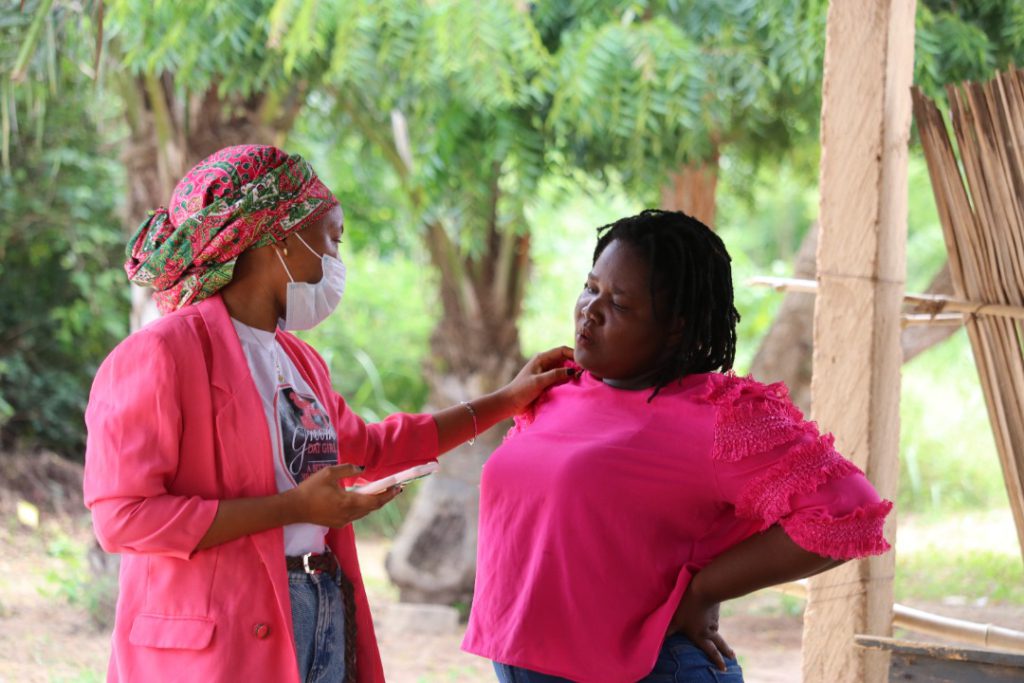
[220, 277, 281, 332]
[600, 368, 664, 391]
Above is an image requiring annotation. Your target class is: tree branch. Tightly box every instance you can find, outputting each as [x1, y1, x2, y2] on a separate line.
[142, 72, 175, 150]
[479, 159, 502, 305]
[390, 108, 414, 175]
[11, 0, 56, 82]
[424, 220, 475, 322]
[334, 93, 422, 209]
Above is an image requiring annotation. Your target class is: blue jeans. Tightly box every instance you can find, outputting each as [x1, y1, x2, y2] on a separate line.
[493, 634, 744, 682]
[289, 568, 346, 683]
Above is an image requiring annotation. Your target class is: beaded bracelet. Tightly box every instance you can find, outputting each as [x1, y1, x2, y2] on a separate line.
[459, 400, 478, 446]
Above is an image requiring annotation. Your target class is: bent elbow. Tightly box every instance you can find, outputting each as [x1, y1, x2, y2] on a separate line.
[89, 501, 133, 554]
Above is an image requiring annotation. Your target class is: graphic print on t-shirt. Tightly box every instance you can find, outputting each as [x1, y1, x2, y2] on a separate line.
[274, 385, 338, 485]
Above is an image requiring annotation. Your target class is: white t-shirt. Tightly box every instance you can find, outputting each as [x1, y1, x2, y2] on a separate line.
[231, 318, 336, 555]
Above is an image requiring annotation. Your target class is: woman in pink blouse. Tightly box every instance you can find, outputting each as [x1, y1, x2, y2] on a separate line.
[462, 209, 892, 683]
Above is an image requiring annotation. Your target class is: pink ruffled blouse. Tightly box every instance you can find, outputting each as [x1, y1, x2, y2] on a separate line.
[462, 369, 891, 682]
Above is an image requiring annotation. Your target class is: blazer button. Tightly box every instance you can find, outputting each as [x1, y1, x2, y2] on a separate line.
[253, 623, 271, 639]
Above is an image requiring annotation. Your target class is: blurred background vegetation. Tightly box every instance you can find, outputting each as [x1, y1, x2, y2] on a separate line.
[2, 0, 1024, 617]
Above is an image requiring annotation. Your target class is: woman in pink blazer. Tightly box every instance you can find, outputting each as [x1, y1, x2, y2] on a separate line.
[84, 145, 573, 683]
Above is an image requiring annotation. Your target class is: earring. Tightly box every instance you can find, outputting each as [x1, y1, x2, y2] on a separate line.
[282, 246, 289, 257]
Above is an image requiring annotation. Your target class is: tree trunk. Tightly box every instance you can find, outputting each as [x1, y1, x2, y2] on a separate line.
[387, 202, 531, 603]
[660, 151, 720, 227]
[385, 309, 525, 604]
[748, 223, 819, 413]
[383, 421, 506, 606]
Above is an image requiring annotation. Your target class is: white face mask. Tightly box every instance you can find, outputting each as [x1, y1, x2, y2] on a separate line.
[275, 234, 347, 331]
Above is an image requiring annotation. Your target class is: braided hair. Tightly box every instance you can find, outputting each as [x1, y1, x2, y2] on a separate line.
[592, 209, 740, 398]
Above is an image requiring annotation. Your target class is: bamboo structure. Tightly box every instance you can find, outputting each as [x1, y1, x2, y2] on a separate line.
[776, 581, 1024, 654]
[749, 276, 1024, 322]
[913, 70, 1024, 564]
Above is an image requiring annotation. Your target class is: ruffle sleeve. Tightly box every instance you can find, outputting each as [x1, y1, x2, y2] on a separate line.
[702, 373, 892, 560]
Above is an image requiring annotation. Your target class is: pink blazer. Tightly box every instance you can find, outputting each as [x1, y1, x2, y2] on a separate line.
[84, 294, 438, 682]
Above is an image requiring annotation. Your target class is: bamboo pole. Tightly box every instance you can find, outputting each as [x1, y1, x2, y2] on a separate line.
[900, 313, 963, 327]
[775, 582, 1024, 653]
[748, 276, 1024, 321]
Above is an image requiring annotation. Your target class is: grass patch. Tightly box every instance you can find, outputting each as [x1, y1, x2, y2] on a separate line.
[49, 672, 103, 683]
[896, 548, 1024, 605]
[898, 333, 1008, 514]
[724, 592, 806, 619]
[40, 529, 117, 630]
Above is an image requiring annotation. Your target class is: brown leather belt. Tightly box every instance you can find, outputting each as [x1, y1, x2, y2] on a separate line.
[285, 551, 339, 575]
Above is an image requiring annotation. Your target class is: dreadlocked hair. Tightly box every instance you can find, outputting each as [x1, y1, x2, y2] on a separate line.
[593, 209, 740, 400]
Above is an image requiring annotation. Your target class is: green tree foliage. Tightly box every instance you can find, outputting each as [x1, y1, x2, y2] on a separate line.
[99, 0, 322, 143]
[97, 0, 311, 207]
[1, 2, 129, 457]
[542, 0, 829, 198]
[270, 0, 555, 418]
[916, 0, 1024, 100]
[5, 0, 1024, 463]
[272, 0, 550, 249]
[108, 0, 288, 92]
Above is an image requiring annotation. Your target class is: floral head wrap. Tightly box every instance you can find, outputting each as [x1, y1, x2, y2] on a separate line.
[125, 144, 338, 313]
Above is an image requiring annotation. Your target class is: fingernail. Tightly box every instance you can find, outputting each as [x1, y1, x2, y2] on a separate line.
[355, 465, 365, 472]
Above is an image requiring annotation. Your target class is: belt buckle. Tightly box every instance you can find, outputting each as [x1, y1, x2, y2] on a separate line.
[301, 552, 321, 575]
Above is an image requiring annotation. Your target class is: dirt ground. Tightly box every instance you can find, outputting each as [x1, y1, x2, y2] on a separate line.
[2, 520, 1024, 683]
[0, 517, 807, 683]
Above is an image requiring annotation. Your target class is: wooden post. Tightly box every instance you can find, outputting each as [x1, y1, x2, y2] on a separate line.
[802, 2, 916, 682]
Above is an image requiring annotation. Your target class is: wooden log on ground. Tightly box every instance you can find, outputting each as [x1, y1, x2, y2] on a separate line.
[855, 636, 1024, 682]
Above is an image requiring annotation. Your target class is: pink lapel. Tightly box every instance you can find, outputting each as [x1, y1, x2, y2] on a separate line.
[194, 295, 295, 631]
[195, 294, 277, 492]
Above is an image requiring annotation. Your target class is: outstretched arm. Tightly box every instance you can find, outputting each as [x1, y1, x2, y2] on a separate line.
[200, 348, 576, 549]
[432, 346, 576, 452]
[669, 525, 841, 670]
